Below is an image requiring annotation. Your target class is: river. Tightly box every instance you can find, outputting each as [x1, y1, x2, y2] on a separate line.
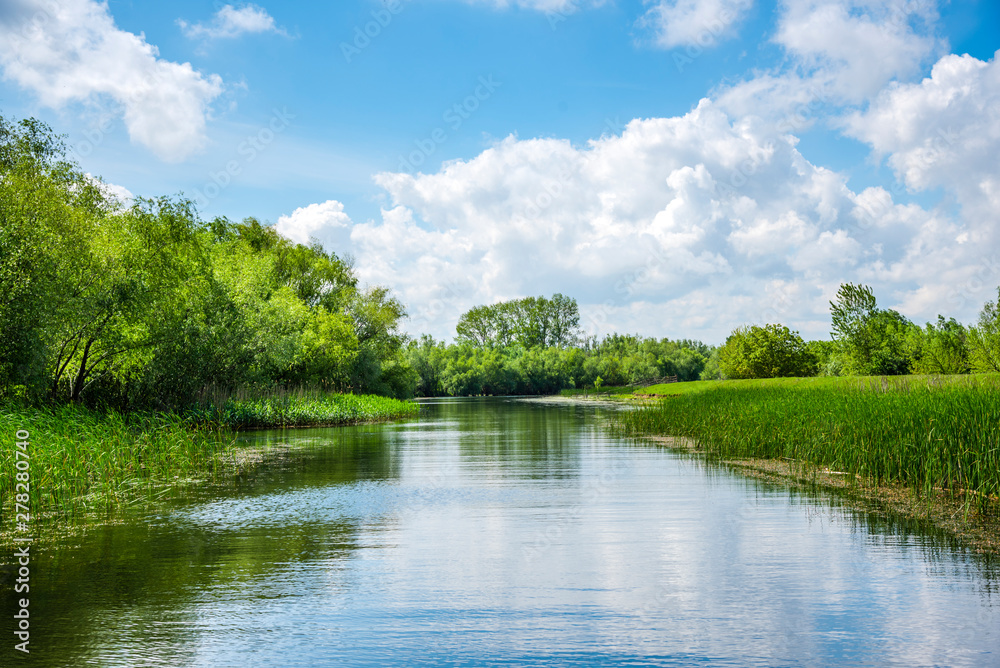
[9, 397, 999, 666]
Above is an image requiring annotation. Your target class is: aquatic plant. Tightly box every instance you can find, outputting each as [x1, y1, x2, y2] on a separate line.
[618, 374, 1000, 511]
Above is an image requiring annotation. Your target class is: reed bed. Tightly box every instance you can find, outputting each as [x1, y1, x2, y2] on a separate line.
[618, 375, 1000, 511]
[1, 391, 418, 523]
[0, 404, 235, 519]
[186, 387, 419, 430]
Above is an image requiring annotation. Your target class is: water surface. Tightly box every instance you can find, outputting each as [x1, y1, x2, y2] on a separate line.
[7, 397, 999, 666]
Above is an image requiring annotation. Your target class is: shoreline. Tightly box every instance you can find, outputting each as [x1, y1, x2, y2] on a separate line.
[640, 435, 1000, 556]
[545, 394, 1000, 555]
[0, 396, 419, 543]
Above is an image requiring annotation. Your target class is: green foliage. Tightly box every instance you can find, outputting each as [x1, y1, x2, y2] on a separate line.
[830, 283, 913, 375]
[185, 387, 418, 430]
[405, 334, 712, 397]
[0, 112, 414, 406]
[717, 324, 818, 379]
[906, 316, 970, 375]
[455, 293, 581, 348]
[0, 393, 416, 520]
[968, 289, 1000, 373]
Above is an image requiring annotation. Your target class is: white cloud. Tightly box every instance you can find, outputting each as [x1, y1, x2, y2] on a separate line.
[715, 0, 944, 120]
[179, 4, 287, 40]
[845, 49, 1000, 316]
[0, 0, 224, 162]
[276, 200, 353, 251]
[846, 51, 1000, 195]
[278, 98, 987, 342]
[777, 0, 940, 100]
[639, 0, 753, 49]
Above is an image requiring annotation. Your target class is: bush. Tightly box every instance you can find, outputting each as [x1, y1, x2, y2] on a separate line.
[718, 324, 818, 379]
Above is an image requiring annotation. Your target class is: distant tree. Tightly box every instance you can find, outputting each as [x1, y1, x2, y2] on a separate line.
[906, 316, 970, 375]
[455, 294, 580, 349]
[968, 289, 1000, 373]
[830, 283, 913, 375]
[718, 324, 818, 379]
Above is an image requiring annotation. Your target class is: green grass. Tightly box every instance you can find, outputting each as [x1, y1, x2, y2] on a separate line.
[185, 387, 419, 430]
[1, 405, 235, 520]
[559, 385, 642, 397]
[0, 391, 418, 525]
[636, 373, 1000, 397]
[619, 374, 1000, 511]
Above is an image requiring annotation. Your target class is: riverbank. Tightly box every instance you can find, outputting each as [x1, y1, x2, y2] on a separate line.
[0, 393, 418, 531]
[613, 375, 1000, 554]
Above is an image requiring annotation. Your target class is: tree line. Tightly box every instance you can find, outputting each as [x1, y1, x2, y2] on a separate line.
[406, 330, 714, 397]
[5, 112, 1000, 406]
[716, 283, 1000, 380]
[0, 115, 413, 408]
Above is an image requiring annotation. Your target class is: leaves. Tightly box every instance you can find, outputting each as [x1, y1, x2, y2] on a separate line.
[455, 293, 581, 349]
[718, 324, 817, 379]
[0, 112, 414, 406]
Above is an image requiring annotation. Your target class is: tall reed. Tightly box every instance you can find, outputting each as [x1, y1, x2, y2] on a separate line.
[1, 390, 418, 524]
[0, 404, 235, 520]
[185, 386, 419, 430]
[618, 376, 1000, 510]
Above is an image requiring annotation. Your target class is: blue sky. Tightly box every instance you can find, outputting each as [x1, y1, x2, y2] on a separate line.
[1, 0, 999, 342]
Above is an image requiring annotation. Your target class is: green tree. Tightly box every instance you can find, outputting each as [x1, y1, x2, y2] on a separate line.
[968, 289, 1000, 373]
[906, 316, 970, 375]
[830, 283, 912, 375]
[455, 294, 580, 349]
[0, 112, 416, 406]
[718, 324, 818, 379]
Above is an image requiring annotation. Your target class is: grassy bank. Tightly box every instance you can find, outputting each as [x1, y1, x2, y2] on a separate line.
[559, 385, 641, 397]
[186, 387, 420, 430]
[1, 392, 418, 525]
[618, 374, 1000, 513]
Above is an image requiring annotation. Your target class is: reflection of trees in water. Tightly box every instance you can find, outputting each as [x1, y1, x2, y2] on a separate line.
[426, 398, 590, 480]
[1, 427, 399, 666]
[1, 516, 360, 666]
[696, 459, 1000, 593]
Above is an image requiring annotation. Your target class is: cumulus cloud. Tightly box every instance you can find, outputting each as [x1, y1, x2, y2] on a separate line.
[716, 0, 944, 120]
[178, 4, 287, 40]
[846, 51, 1000, 195]
[276, 200, 354, 251]
[277, 98, 987, 342]
[845, 49, 1000, 314]
[0, 0, 224, 162]
[639, 0, 754, 49]
[86, 173, 134, 208]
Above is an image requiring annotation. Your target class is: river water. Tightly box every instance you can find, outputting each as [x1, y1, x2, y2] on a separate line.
[10, 397, 1000, 666]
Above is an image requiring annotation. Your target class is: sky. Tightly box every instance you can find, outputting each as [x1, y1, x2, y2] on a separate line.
[1, 0, 998, 343]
